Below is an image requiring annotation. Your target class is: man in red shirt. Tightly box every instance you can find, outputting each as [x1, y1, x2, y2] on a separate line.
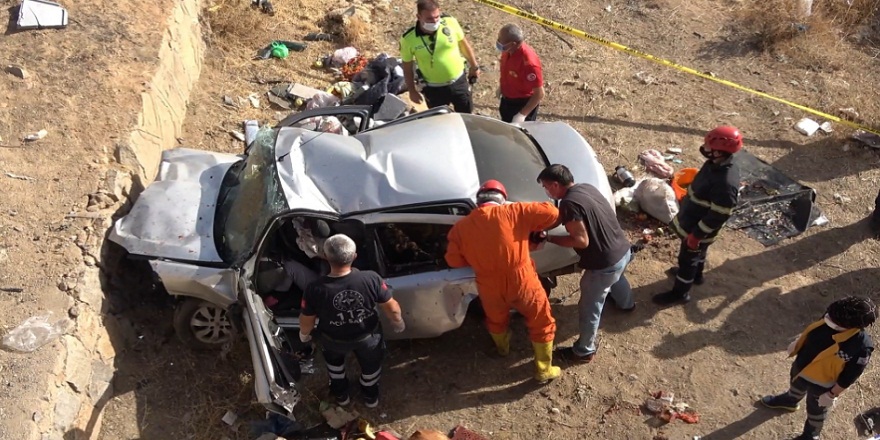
[497, 24, 545, 124]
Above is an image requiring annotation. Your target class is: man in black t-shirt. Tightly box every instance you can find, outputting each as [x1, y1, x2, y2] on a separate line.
[538, 164, 634, 364]
[299, 234, 404, 408]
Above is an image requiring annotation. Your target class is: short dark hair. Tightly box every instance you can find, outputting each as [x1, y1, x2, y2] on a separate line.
[537, 164, 574, 186]
[827, 296, 877, 329]
[417, 0, 440, 13]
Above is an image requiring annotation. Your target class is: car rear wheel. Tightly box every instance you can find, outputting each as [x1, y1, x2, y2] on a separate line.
[174, 298, 235, 350]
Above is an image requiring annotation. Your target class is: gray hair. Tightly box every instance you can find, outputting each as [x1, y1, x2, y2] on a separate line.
[476, 191, 506, 206]
[500, 24, 524, 43]
[323, 234, 357, 265]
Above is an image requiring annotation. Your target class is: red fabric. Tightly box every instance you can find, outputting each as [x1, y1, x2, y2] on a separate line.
[499, 42, 543, 99]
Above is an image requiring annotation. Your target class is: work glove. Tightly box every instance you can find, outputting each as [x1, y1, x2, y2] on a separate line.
[686, 233, 701, 250]
[299, 332, 312, 343]
[818, 392, 837, 408]
[391, 319, 406, 333]
[512, 112, 527, 125]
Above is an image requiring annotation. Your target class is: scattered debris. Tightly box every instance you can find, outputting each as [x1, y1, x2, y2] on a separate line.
[638, 149, 675, 179]
[561, 80, 577, 86]
[666, 147, 682, 154]
[0, 287, 24, 293]
[322, 406, 358, 429]
[833, 193, 851, 204]
[851, 130, 880, 149]
[644, 391, 700, 424]
[793, 118, 820, 136]
[17, 0, 69, 30]
[818, 121, 833, 134]
[604, 4, 612, 12]
[305, 32, 334, 42]
[838, 107, 859, 120]
[23, 129, 48, 142]
[229, 130, 246, 142]
[4, 65, 29, 79]
[634, 71, 657, 85]
[222, 95, 237, 107]
[248, 413, 302, 438]
[1, 311, 70, 352]
[256, 40, 307, 60]
[550, 407, 561, 415]
[5, 172, 35, 181]
[248, 94, 261, 109]
[221, 410, 238, 426]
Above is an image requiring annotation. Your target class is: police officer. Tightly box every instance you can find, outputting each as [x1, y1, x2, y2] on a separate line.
[652, 126, 742, 306]
[496, 23, 544, 124]
[399, 0, 480, 113]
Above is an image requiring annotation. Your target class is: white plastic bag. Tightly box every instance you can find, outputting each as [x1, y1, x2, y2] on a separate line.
[2, 312, 70, 352]
[331, 47, 358, 66]
[634, 178, 679, 223]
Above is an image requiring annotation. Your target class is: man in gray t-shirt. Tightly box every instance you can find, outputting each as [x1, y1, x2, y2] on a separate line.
[538, 164, 634, 363]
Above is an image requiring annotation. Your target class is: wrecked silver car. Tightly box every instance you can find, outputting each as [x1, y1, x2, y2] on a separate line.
[109, 105, 613, 415]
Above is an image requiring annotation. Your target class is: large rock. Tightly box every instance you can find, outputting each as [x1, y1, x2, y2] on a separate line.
[88, 360, 114, 406]
[63, 336, 92, 393]
[53, 386, 82, 431]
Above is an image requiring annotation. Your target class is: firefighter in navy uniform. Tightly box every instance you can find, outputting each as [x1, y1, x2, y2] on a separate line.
[762, 296, 876, 440]
[652, 126, 742, 306]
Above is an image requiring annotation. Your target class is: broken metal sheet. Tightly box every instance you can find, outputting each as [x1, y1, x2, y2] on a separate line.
[726, 151, 822, 246]
[274, 113, 479, 215]
[109, 148, 239, 262]
[17, 0, 68, 29]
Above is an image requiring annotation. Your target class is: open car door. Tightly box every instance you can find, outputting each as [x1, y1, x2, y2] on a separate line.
[239, 268, 302, 416]
[348, 212, 478, 340]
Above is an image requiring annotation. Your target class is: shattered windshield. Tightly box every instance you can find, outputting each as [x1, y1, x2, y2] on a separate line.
[214, 128, 289, 264]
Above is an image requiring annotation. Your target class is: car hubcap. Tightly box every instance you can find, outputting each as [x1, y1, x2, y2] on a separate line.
[190, 304, 232, 344]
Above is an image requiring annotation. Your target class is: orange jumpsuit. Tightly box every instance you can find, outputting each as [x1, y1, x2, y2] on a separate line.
[445, 202, 559, 343]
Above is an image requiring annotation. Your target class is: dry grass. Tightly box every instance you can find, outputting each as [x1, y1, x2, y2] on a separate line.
[341, 16, 375, 49]
[736, 0, 880, 69]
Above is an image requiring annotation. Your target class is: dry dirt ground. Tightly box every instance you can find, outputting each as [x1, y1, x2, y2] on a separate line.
[4, 0, 880, 438]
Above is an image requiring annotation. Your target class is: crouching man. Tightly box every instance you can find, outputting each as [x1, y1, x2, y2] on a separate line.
[299, 234, 405, 408]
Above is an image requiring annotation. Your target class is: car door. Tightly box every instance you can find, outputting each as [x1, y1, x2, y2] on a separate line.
[347, 212, 478, 340]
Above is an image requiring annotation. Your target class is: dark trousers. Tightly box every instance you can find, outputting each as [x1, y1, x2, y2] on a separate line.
[776, 372, 831, 439]
[422, 75, 472, 113]
[874, 188, 880, 218]
[672, 238, 710, 294]
[320, 332, 384, 400]
[499, 97, 539, 122]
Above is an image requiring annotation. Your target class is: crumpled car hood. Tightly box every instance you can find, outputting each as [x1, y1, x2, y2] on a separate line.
[109, 148, 240, 263]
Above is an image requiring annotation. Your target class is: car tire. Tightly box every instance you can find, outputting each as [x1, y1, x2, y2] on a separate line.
[173, 298, 235, 350]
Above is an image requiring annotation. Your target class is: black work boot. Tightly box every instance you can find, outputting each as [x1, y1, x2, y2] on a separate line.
[760, 394, 800, 412]
[652, 279, 691, 306]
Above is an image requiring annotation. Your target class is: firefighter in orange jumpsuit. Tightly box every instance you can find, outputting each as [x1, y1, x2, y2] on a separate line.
[445, 180, 561, 383]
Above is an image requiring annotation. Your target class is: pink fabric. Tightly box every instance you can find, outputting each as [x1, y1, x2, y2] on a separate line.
[639, 149, 675, 179]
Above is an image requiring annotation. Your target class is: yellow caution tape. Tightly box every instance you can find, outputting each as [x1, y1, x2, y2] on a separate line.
[473, 0, 880, 136]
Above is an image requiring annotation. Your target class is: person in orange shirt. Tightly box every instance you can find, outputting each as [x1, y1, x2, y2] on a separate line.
[445, 180, 561, 383]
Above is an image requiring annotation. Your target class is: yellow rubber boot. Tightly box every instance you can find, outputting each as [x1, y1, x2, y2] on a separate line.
[532, 341, 562, 383]
[489, 332, 511, 357]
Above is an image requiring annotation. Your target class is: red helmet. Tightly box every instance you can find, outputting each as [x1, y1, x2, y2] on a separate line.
[705, 126, 743, 154]
[478, 179, 507, 199]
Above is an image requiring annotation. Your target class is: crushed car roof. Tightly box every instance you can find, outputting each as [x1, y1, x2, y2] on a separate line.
[274, 113, 482, 214]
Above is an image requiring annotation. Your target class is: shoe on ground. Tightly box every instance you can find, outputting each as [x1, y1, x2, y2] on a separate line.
[667, 267, 704, 285]
[652, 290, 691, 306]
[364, 396, 379, 408]
[760, 395, 799, 412]
[336, 394, 351, 406]
[555, 346, 595, 364]
[792, 433, 819, 440]
[606, 296, 637, 312]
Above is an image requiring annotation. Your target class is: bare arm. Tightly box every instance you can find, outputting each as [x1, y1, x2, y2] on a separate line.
[519, 86, 544, 116]
[547, 220, 589, 249]
[459, 37, 479, 75]
[299, 314, 316, 336]
[403, 61, 422, 104]
[379, 298, 403, 325]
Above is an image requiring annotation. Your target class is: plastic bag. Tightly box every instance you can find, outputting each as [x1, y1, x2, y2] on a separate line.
[634, 178, 679, 223]
[2, 312, 70, 352]
[331, 47, 358, 67]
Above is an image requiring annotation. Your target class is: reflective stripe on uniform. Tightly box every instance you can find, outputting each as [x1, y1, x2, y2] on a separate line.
[710, 203, 734, 215]
[697, 220, 715, 234]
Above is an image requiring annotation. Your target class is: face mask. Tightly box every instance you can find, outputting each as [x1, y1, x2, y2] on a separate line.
[495, 41, 506, 52]
[421, 21, 440, 32]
